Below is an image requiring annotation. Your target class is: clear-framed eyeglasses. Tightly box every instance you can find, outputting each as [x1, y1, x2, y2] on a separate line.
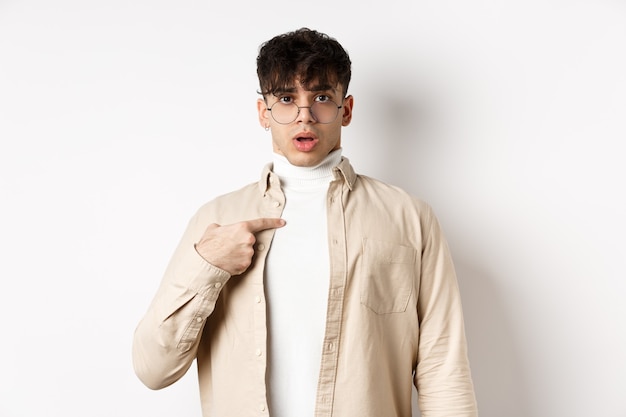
[267, 99, 343, 124]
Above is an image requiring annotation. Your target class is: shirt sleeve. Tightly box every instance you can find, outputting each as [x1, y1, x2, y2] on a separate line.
[414, 204, 479, 416]
[132, 211, 231, 390]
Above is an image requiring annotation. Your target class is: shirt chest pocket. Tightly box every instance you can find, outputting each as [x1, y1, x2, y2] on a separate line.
[360, 238, 417, 314]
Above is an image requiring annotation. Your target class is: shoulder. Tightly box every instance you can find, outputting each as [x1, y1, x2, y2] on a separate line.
[201, 181, 259, 208]
[191, 181, 261, 225]
[354, 174, 433, 215]
[346, 174, 442, 248]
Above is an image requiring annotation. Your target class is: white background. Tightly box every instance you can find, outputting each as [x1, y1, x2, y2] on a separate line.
[1, 1, 625, 416]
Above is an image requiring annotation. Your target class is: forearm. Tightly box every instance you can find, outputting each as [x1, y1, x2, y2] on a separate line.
[132, 257, 230, 389]
[132, 287, 204, 390]
[132, 213, 231, 389]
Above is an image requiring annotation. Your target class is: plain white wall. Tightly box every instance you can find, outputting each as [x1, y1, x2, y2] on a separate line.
[1, 1, 624, 416]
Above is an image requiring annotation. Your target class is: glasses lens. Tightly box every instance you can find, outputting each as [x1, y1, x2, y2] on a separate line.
[270, 102, 299, 124]
[269, 101, 340, 124]
[311, 101, 340, 123]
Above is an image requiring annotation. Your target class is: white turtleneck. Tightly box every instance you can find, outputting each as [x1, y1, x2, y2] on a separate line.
[265, 149, 342, 417]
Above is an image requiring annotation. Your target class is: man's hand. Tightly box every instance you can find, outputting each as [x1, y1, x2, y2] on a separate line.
[195, 218, 285, 276]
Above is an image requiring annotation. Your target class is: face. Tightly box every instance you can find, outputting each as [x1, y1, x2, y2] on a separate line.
[257, 80, 353, 167]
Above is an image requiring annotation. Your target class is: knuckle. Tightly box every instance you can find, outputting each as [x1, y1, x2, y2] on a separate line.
[239, 259, 251, 271]
[245, 233, 256, 245]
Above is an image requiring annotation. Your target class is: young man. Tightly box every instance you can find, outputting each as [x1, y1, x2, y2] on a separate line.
[133, 28, 478, 417]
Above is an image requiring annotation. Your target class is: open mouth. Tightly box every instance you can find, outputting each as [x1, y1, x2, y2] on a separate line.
[294, 131, 317, 141]
[293, 133, 318, 151]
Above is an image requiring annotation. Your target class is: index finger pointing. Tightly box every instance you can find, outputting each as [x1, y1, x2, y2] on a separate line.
[246, 218, 286, 233]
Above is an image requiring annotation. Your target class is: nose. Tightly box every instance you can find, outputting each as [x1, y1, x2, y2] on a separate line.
[296, 105, 316, 124]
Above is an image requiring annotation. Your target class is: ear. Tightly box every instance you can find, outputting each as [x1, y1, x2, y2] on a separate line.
[341, 95, 354, 127]
[257, 98, 270, 129]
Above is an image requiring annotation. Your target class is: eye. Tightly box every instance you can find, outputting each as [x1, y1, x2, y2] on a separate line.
[315, 95, 331, 103]
[278, 96, 293, 104]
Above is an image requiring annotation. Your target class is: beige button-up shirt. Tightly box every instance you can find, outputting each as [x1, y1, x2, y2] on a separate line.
[132, 157, 478, 417]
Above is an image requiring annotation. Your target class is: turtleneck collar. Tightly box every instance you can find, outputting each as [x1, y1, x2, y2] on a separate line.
[272, 149, 342, 189]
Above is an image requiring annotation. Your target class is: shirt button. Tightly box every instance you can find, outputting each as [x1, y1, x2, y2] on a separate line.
[255, 348, 262, 356]
[196, 316, 203, 323]
[257, 243, 265, 251]
[259, 404, 266, 411]
[214, 282, 222, 289]
[273, 201, 280, 207]
[255, 296, 262, 303]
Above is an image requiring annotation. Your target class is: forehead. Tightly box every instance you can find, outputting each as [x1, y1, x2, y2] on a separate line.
[274, 78, 343, 95]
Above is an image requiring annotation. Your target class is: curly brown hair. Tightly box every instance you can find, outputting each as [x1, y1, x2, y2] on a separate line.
[256, 28, 352, 99]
